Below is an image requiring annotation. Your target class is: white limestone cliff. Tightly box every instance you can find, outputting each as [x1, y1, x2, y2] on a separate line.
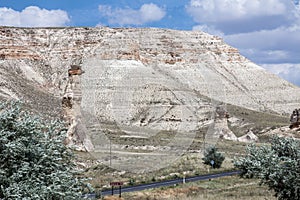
[0, 27, 299, 150]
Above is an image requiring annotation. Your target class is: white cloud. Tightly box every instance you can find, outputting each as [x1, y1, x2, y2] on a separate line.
[192, 24, 224, 37]
[225, 26, 300, 50]
[225, 25, 300, 50]
[186, 0, 297, 33]
[0, 6, 70, 27]
[187, 0, 289, 22]
[262, 63, 300, 86]
[224, 25, 300, 64]
[140, 4, 165, 22]
[186, 0, 300, 85]
[98, 5, 112, 17]
[98, 3, 165, 25]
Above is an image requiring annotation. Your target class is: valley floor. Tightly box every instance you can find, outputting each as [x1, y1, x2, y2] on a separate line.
[118, 176, 276, 200]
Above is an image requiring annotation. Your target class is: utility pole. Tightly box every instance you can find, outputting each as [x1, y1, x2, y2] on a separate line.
[203, 131, 205, 151]
[110, 139, 112, 167]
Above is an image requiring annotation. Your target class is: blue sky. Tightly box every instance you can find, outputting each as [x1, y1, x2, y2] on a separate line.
[0, 0, 300, 86]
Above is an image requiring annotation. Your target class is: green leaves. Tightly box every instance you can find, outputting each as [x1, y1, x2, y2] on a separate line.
[0, 101, 83, 199]
[234, 136, 300, 200]
[202, 146, 225, 169]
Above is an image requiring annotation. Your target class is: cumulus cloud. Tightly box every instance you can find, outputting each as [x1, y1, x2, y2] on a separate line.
[0, 6, 70, 27]
[187, 0, 288, 21]
[225, 25, 300, 64]
[240, 49, 299, 64]
[225, 25, 300, 50]
[186, 0, 297, 34]
[262, 63, 300, 86]
[192, 24, 224, 37]
[186, 0, 300, 85]
[98, 3, 166, 25]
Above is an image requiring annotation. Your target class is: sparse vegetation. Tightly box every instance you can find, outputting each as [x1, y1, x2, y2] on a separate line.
[226, 104, 288, 137]
[234, 136, 300, 200]
[79, 103, 291, 199]
[122, 176, 275, 200]
[80, 152, 235, 191]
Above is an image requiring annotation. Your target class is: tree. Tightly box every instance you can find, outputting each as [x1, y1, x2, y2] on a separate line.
[202, 146, 225, 168]
[234, 136, 300, 200]
[0, 101, 83, 199]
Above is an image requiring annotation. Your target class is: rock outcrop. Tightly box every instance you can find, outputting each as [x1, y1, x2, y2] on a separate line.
[1, 27, 300, 151]
[289, 108, 300, 129]
[238, 130, 258, 143]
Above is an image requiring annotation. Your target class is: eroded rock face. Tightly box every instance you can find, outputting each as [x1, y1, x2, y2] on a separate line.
[1, 27, 300, 151]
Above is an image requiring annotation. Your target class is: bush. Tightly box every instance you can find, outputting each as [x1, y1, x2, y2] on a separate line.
[234, 136, 300, 200]
[202, 146, 225, 168]
[129, 178, 135, 185]
[0, 101, 83, 199]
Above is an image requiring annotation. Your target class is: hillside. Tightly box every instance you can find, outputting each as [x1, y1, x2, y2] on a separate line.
[0, 27, 299, 168]
[1, 27, 299, 113]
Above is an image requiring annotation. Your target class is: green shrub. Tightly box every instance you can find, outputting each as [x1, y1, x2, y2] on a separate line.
[129, 178, 136, 185]
[234, 136, 300, 200]
[202, 146, 225, 169]
[0, 101, 83, 199]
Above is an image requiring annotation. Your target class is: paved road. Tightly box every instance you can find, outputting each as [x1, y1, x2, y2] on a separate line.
[83, 170, 241, 198]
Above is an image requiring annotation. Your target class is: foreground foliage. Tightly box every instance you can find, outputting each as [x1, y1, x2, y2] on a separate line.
[234, 136, 300, 200]
[202, 146, 225, 169]
[0, 101, 83, 199]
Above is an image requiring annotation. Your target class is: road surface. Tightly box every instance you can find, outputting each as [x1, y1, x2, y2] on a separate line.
[82, 170, 241, 198]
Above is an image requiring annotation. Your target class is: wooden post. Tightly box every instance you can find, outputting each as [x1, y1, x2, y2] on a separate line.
[110, 182, 123, 197]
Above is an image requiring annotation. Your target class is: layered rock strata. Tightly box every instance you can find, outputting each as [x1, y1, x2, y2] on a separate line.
[0, 27, 299, 152]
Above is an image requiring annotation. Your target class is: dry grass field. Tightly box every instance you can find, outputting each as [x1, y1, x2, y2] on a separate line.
[77, 103, 289, 199]
[120, 176, 276, 200]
